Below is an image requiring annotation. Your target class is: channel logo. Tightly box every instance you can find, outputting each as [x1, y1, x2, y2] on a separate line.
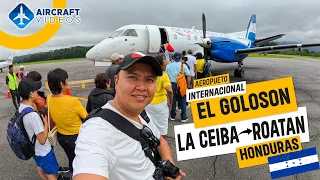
[8, 2, 81, 30]
[8, 3, 35, 30]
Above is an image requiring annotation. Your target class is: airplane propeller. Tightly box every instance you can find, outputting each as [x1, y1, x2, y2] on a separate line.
[202, 13, 210, 60]
[193, 13, 230, 60]
[193, 13, 211, 60]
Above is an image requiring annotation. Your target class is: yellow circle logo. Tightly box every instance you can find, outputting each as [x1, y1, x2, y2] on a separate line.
[0, 0, 66, 50]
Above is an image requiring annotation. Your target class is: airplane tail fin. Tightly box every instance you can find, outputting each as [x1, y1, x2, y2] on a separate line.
[6, 55, 13, 64]
[245, 14, 256, 42]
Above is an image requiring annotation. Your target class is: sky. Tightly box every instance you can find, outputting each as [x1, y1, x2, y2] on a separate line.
[0, 0, 320, 59]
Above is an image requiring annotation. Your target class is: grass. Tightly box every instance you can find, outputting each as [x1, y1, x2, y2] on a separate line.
[248, 54, 294, 58]
[15, 58, 85, 66]
[248, 54, 320, 60]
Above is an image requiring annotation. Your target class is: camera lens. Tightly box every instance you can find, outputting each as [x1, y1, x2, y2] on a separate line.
[166, 166, 179, 179]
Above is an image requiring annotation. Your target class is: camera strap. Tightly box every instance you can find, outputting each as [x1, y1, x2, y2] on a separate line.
[84, 107, 158, 166]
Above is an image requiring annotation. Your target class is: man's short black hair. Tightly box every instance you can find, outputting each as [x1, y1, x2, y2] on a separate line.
[47, 68, 68, 95]
[196, 52, 203, 59]
[95, 73, 109, 89]
[27, 71, 42, 81]
[9, 65, 13, 69]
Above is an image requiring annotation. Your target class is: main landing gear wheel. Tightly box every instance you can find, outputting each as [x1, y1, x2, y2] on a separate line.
[234, 61, 244, 78]
[234, 69, 244, 78]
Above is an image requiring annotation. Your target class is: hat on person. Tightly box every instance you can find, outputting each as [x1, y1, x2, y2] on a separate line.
[18, 78, 42, 98]
[187, 49, 193, 54]
[110, 53, 124, 61]
[20, 65, 25, 69]
[173, 52, 182, 62]
[116, 52, 162, 76]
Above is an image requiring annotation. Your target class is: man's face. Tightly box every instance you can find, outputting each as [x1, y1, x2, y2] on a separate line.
[117, 58, 123, 64]
[9, 67, 13, 73]
[114, 62, 157, 113]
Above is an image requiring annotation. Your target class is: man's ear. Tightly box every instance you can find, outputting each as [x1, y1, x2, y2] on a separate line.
[114, 74, 119, 85]
[29, 92, 33, 99]
[107, 80, 110, 88]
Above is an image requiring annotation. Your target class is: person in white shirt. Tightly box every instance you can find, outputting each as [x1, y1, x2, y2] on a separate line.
[18, 78, 59, 180]
[73, 52, 186, 180]
[185, 49, 197, 88]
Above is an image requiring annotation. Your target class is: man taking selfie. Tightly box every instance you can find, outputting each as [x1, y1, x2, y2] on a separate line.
[73, 52, 186, 180]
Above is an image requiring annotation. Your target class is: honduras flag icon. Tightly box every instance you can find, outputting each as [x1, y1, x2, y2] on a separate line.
[268, 147, 320, 179]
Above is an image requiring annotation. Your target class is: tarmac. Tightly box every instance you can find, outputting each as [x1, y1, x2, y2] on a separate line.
[0, 57, 320, 180]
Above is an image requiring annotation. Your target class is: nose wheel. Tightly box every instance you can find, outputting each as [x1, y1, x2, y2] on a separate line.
[234, 61, 244, 78]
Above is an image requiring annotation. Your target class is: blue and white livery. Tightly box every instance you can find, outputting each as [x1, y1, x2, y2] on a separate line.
[86, 13, 320, 77]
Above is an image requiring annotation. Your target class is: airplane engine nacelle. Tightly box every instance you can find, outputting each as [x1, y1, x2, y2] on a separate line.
[198, 38, 212, 48]
[210, 39, 248, 62]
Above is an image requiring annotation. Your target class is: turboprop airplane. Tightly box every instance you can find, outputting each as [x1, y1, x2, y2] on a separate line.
[0, 55, 13, 73]
[86, 13, 320, 78]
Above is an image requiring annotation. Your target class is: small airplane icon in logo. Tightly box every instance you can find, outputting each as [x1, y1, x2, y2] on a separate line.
[9, 3, 34, 30]
[14, 5, 30, 26]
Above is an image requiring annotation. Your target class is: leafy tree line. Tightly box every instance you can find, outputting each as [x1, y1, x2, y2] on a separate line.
[11, 42, 320, 64]
[13, 46, 93, 64]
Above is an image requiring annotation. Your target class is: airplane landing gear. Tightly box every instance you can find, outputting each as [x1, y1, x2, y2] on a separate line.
[0, 69, 2, 73]
[234, 61, 244, 78]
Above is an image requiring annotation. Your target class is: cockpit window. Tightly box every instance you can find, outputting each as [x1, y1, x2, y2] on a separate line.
[108, 30, 124, 38]
[121, 29, 138, 37]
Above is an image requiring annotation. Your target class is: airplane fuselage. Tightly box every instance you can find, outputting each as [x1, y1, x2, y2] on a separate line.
[86, 24, 254, 64]
[0, 62, 11, 72]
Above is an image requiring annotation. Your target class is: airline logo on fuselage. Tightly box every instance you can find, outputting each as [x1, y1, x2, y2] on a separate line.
[171, 27, 247, 41]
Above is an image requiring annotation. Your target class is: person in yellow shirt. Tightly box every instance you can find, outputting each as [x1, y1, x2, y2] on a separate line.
[145, 54, 173, 139]
[196, 52, 206, 79]
[47, 68, 87, 173]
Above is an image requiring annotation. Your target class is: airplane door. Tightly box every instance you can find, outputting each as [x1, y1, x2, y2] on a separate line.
[146, 25, 161, 53]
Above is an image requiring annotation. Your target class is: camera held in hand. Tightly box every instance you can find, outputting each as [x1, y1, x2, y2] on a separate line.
[39, 107, 47, 119]
[153, 160, 180, 180]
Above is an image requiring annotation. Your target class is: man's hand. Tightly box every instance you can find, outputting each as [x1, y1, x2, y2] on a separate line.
[40, 114, 48, 126]
[165, 170, 186, 180]
[167, 102, 172, 111]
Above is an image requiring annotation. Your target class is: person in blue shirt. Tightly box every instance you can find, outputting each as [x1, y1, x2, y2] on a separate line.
[166, 52, 191, 123]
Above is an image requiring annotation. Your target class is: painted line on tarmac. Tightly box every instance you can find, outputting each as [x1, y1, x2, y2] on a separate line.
[75, 97, 88, 101]
[45, 80, 95, 90]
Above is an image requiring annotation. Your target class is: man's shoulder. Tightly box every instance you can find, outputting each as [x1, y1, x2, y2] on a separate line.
[20, 107, 41, 124]
[84, 104, 117, 128]
[111, 64, 119, 69]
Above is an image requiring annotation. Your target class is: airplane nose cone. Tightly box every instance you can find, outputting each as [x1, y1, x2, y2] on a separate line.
[86, 46, 96, 60]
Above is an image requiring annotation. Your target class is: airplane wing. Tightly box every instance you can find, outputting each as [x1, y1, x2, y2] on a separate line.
[23, 15, 30, 20]
[13, 15, 19, 21]
[253, 34, 286, 46]
[235, 43, 320, 55]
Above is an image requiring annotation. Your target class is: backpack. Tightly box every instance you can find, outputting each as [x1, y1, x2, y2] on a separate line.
[176, 63, 188, 97]
[202, 61, 211, 76]
[7, 107, 37, 160]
